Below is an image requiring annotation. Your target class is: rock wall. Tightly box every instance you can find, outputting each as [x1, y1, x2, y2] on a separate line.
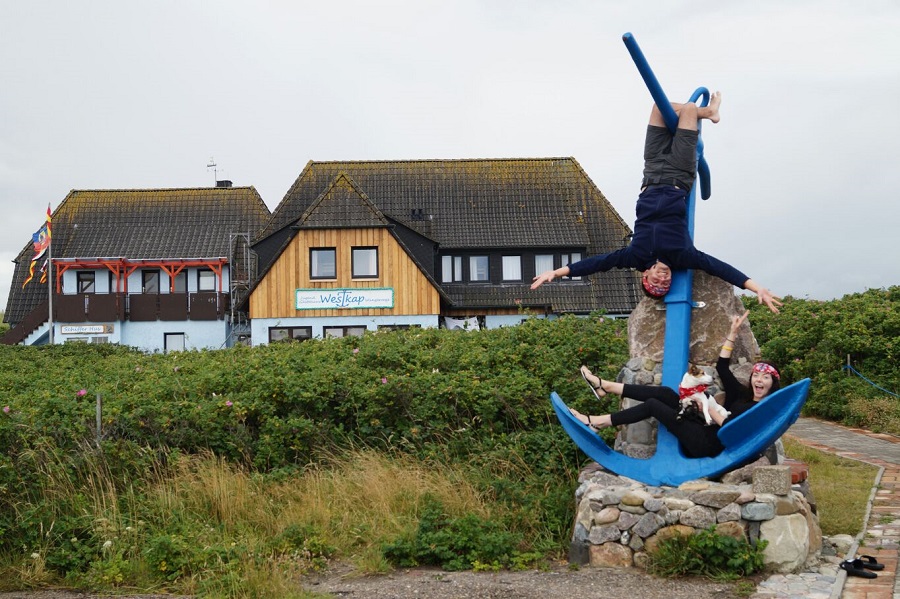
[571, 465, 822, 573]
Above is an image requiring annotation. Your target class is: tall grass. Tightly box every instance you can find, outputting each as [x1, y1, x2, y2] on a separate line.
[0, 442, 512, 597]
[783, 437, 878, 536]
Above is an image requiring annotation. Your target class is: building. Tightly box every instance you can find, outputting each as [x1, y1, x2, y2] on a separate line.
[248, 158, 640, 343]
[2, 185, 271, 351]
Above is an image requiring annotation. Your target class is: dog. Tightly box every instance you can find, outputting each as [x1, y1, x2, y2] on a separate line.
[677, 364, 731, 426]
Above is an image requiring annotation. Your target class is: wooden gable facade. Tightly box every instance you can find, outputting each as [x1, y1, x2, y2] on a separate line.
[248, 158, 640, 343]
[251, 174, 442, 320]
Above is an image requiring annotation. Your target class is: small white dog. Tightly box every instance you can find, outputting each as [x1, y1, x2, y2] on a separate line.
[677, 364, 731, 426]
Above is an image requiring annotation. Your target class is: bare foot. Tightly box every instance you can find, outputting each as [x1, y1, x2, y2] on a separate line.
[706, 91, 721, 123]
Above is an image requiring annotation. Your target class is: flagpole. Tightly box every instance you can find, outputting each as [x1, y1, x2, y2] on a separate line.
[48, 237, 54, 344]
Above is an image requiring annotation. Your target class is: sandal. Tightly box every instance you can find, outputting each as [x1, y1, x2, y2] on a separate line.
[569, 408, 599, 432]
[580, 366, 607, 400]
[841, 559, 878, 578]
[858, 555, 885, 570]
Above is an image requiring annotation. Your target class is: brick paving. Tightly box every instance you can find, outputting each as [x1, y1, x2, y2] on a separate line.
[784, 417, 900, 599]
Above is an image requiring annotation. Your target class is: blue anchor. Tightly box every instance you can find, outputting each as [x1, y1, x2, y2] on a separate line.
[550, 33, 810, 487]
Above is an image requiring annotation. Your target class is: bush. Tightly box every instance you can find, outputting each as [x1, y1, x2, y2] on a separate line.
[382, 496, 525, 571]
[647, 527, 767, 580]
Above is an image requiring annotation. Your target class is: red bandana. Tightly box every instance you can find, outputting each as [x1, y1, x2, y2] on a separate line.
[642, 277, 669, 298]
[752, 362, 780, 380]
[679, 384, 709, 399]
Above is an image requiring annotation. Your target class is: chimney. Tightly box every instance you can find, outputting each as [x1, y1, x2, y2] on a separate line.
[216, 180, 233, 188]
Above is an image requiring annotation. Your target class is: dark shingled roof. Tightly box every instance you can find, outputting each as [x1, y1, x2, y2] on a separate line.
[256, 158, 641, 315]
[4, 187, 271, 327]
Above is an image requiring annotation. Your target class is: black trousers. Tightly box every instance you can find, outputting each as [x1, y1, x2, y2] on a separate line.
[609, 384, 724, 458]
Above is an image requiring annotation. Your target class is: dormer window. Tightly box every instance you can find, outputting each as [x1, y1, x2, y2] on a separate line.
[502, 255, 522, 281]
[469, 256, 489, 282]
[561, 252, 582, 280]
[441, 256, 463, 283]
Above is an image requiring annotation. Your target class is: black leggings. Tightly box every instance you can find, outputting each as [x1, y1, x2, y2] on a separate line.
[609, 384, 724, 458]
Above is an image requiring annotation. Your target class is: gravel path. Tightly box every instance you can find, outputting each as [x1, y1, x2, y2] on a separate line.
[0, 564, 748, 599]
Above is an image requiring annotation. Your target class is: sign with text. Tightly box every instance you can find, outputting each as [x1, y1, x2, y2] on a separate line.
[61, 324, 114, 335]
[295, 288, 394, 310]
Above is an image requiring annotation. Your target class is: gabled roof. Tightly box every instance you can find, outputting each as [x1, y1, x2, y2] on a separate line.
[298, 173, 390, 229]
[259, 158, 628, 249]
[4, 187, 271, 326]
[255, 158, 640, 314]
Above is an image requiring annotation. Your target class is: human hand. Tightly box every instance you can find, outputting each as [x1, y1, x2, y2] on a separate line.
[757, 288, 783, 314]
[730, 310, 749, 337]
[530, 270, 556, 290]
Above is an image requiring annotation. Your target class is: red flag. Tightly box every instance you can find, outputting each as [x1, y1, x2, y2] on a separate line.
[22, 205, 52, 288]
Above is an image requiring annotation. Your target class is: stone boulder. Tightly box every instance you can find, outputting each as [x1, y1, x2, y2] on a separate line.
[627, 272, 759, 365]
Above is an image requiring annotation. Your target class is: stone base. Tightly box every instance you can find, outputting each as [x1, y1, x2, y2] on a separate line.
[573, 464, 822, 573]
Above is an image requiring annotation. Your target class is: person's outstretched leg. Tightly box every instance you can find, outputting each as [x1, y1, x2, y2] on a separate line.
[579, 366, 679, 408]
[649, 92, 721, 129]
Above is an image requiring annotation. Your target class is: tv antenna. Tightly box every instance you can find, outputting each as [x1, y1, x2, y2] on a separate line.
[207, 157, 218, 185]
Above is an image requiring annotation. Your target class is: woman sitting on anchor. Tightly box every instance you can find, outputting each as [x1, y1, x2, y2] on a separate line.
[568, 311, 781, 459]
[530, 93, 782, 314]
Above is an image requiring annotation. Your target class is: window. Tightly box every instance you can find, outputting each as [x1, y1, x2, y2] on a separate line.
[310, 248, 336, 279]
[172, 271, 187, 293]
[441, 255, 463, 283]
[502, 255, 522, 281]
[269, 327, 313, 343]
[142, 270, 160, 294]
[352, 247, 378, 278]
[164, 333, 185, 352]
[77, 271, 95, 294]
[561, 252, 582, 280]
[534, 254, 554, 276]
[198, 268, 216, 292]
[378, 324, 421, 332]
[324, 326, 366, 338]
[469, 256, 489, 282]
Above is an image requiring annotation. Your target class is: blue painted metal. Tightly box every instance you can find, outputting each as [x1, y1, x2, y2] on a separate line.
[551, 379, 811, 487]
[547, 33, 811, 485]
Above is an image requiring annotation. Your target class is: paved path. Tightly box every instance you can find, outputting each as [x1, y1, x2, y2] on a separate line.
[771, 417, 900, 599]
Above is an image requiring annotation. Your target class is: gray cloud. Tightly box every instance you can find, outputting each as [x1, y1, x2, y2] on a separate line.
[2, 0, 898, 311]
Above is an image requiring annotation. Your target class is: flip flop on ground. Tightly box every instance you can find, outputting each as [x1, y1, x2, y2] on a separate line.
[841, 559, 878, 578]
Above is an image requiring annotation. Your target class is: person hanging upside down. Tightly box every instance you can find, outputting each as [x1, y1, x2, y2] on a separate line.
[530, 93, 782, 314]
[570, 311, 781, 459]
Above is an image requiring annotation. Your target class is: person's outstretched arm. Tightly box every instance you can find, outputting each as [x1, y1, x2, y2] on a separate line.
[743, 280, 782, 314]
[530, 247, 636, 290]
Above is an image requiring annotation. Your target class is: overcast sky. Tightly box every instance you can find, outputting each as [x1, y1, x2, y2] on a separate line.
[2, 1, 898, 314]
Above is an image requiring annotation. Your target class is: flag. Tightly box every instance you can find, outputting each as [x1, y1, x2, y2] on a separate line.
[22, 205, 52, 288]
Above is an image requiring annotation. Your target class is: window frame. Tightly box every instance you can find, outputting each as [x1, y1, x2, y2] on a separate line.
[468, 255, 489, 283]
[501, 255, 523, 282]
[323, 326, 367, 338]
[441, 255, 463, 283]
[142, 269, 160, 294]
[561, 252, 582, 280]
[197, 268, 217, 292]
[310, 247, 337, 280]
[77, 271, 95, 294]
[351, 246, 379, 279]
[269, 326, 313, 343]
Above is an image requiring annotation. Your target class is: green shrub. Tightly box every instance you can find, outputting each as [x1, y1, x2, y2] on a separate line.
[382, 496, 524, 571]
[648, 527, 767, 580]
